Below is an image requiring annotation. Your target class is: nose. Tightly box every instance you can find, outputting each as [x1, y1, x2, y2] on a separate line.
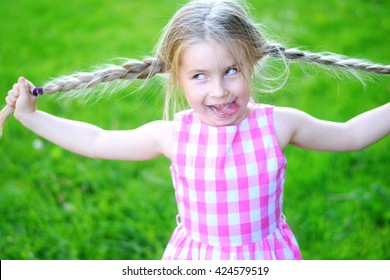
[209, 78, 226, 98]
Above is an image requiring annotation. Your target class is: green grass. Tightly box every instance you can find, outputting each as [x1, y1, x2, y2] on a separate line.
[1, 0, 389, 259]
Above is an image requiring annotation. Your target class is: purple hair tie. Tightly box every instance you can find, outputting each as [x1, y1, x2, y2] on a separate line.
[32, 87, 43, 96]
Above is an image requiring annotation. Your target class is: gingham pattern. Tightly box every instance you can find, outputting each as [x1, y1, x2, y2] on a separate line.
[164, 104, 302, 260]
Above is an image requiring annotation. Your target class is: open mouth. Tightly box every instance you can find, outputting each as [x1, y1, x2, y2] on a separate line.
[207, 101, 238, 117]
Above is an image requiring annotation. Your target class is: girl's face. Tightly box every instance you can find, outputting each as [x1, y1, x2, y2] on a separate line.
[178, 42, 252, 126]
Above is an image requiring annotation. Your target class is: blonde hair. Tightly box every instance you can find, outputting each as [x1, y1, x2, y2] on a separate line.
[155, 0, 270, 119]
[7, 0, 390, 120]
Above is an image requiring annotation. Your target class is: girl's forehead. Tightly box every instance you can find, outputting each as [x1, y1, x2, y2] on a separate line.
[180, 41, 246, 68]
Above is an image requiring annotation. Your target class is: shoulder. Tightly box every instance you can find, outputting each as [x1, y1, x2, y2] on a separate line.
[145, 120, 175, 160]
[273, 106, 314, 127]
[273, 106, 305, 119]
[147, 119, 175, 132]
[271, 106, 308, 151]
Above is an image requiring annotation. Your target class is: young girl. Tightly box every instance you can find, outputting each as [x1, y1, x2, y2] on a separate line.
[3, 0, 390, 260]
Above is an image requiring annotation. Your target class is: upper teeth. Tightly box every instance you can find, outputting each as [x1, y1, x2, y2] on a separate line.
[210, 102, 231, 109]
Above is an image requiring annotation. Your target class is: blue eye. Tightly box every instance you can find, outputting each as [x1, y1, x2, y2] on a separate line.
[193, 73, 206, 80]
[225, 68, 238, 76]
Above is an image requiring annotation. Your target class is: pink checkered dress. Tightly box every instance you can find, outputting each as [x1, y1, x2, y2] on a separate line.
[163, 104, 302, 260]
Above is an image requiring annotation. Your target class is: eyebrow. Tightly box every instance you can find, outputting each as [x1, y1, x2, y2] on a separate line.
[187, 64, 238, 75]
[187, 69, 207, 76]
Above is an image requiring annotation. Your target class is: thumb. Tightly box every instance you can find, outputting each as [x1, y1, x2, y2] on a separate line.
[18, 77, 36, 98]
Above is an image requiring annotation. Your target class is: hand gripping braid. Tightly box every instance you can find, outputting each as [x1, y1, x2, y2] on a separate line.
[0, 58, 166, 137]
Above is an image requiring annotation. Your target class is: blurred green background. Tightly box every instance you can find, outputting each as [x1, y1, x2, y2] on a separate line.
[0, 0, 389, 260]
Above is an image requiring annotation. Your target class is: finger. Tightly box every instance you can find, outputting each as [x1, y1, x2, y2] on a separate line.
[7, 90, 17, 102]
[12, 83, 20, 98]
[6, 87, 18, 107]
[18, 77, 29, 96]
[5, 97, 14, 108]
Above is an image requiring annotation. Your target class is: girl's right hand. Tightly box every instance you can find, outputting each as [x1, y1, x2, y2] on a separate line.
[6, 77, 38, 120]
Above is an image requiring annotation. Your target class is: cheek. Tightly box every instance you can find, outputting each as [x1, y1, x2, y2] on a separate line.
[228, 80, 251, 98]
[183, 86, 202, 109]
[184, 83, 208, 100]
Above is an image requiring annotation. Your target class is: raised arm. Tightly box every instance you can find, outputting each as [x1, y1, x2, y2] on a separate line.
[6, 77, 174, 161]
[273, 103, 390, 152]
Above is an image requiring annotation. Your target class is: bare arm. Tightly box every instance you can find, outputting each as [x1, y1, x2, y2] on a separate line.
[274, 103, 390, 152]
[6, 77, 174, 161]
[18, 111, 173, 160]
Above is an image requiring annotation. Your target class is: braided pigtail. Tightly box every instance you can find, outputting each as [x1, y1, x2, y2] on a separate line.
[265, 43, 390, 75]
[0, 57, 166, 137]
[41, 57, 166, 95]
